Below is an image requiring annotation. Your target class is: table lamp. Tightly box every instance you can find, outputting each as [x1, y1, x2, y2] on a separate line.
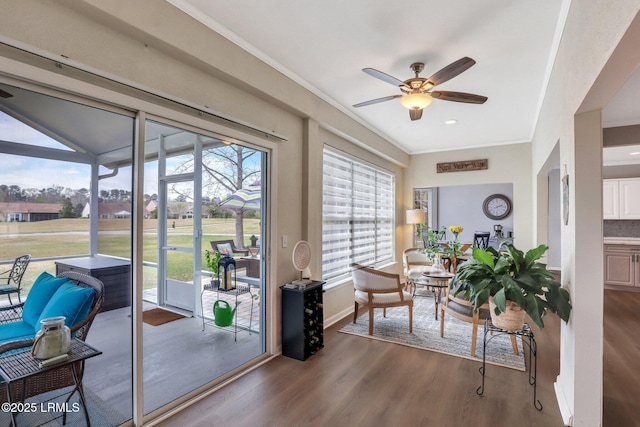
[406, 209, 426, 245]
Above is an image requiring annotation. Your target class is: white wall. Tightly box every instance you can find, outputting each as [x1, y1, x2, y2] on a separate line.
[405, 143, 532, 252]
[531, 2, 640, 425]
[548, 168, 562, 267]
[437, 183, 514, 244]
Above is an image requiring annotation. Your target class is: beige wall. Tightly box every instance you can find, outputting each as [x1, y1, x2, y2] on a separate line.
[405, 143, 533, 251]
[531, 1, 640, 425]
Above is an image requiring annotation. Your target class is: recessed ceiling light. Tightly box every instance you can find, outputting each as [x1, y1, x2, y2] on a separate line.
[631, 152, 640, 155]
[444, 119, 457, 125]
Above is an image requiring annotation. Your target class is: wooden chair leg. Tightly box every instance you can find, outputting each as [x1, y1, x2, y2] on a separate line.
[440, 308, 445, 337]
[510, 335, 519, 355]
[368, 307, 374, 335]
[408, 305, 413, 333]
[353, 301, 358, 323]
[471, 313, 480, 357]
[383, 307, 387, 317]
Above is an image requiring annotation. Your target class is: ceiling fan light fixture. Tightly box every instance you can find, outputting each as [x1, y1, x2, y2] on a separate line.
[400, 92, 433, 110]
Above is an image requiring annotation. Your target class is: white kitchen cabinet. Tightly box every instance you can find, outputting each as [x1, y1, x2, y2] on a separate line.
[603, 178, 640, 219]
[603, 180, 619, 219]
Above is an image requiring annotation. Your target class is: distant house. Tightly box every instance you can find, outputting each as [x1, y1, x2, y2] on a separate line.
[183, 205, 211, 219]
[82, 201, 132, 219]
[0, 202, 61, 222]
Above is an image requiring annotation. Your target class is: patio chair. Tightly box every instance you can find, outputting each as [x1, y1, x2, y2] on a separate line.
[0, 270, 104, 404]
[210, 239, 249, 270]
[0, 254, 31, 304]
[351, 263, 413, 335]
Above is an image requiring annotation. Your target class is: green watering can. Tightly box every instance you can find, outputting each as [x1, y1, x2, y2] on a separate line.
[213, 300, 236, 327]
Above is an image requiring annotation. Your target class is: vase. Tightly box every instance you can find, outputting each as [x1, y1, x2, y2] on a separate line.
[488, 297, 526, 331]
[430, 253, 446, 274]
[31, 316, 71, 360]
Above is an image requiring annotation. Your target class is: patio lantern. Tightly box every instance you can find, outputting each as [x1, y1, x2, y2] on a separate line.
[217, 255, 236, 291]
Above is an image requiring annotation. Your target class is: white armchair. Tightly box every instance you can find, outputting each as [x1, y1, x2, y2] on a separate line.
[351, 263, 413, 335]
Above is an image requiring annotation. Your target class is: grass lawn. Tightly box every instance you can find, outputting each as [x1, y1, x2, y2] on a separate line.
[0, 217, 261, 296]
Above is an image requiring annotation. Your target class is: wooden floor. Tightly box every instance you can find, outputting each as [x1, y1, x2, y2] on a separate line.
[603, 289, 640, 426]
[158, 308, 565, 426]
[156, 289, 640, 427]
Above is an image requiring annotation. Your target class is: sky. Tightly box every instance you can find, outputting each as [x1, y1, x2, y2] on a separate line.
[1, 112, 262, 199]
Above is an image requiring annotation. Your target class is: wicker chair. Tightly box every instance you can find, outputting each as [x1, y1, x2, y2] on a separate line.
[0, 254, 31, 304]
[439, 291, 519, 357]
[0, 271, 104, 403]
[351, 263, 413, 335]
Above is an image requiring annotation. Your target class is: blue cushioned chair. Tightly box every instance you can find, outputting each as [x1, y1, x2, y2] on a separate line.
[0, 271, 104, 404]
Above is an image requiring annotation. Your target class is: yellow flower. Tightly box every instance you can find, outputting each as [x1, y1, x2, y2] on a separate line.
[449, 225, 464, 234]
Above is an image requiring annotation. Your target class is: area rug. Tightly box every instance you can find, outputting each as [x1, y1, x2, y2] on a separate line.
[143, 307, 185, 326]
[339, 293, 526, 371]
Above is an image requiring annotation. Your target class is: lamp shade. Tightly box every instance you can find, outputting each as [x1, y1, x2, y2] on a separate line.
[400, 93, 433, 110]
[405, 209, 425, 225]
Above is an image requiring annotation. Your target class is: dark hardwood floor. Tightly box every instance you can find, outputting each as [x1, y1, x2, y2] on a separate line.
[157, 290, 638, 427]
[603, 289, 640, 427]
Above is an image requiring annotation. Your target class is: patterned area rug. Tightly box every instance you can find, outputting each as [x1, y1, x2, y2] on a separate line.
[339, 292, 526, 371]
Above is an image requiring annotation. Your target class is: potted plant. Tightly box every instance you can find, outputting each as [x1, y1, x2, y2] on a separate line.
[450, 243, 572, 331]
[204, 249, 222, 288]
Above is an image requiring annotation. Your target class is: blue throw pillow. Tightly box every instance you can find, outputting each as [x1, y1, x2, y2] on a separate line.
[22, 272, 68, 328]
[36, 281, 95, 333]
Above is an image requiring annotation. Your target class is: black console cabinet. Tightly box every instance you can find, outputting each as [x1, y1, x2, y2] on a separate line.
[281, 281, 324, 361]
[56, 256, 131, 312]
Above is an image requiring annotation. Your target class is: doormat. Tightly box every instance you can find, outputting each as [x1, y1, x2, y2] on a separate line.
[143, 308, 185, 326]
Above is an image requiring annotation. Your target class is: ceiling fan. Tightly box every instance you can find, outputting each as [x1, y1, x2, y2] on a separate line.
[353, 57, 487, 121]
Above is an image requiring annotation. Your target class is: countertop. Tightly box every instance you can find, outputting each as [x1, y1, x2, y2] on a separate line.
[604, 237, 640, 245]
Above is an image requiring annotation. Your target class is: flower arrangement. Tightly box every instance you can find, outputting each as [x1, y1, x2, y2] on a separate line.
[448, 225, 464, 240]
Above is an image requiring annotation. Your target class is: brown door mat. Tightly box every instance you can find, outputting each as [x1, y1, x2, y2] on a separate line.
[142, 307, 185, 326]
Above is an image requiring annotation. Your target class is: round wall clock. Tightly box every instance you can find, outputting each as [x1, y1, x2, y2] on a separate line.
[482, 194, 512, 220]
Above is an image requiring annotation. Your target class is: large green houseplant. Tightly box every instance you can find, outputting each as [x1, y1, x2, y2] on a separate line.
[450, 244, 572, 330]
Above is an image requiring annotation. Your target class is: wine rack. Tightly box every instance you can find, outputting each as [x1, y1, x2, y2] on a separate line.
[281, 281, 325, 360]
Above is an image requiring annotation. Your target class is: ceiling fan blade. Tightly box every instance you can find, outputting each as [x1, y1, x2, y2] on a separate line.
[0, 88, 13, 98]
[353, 94, 402, 108]
[426, 57, 476, 87]
[362, 68, 405, 87]
[430, 91, 488, 104]
[409, 109, 423, 121]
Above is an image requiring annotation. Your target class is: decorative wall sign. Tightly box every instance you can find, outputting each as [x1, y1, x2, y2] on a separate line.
[437, 159, 488, 173]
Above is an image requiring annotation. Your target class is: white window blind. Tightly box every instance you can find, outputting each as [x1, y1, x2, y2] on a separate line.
[322, 148, 394, 283]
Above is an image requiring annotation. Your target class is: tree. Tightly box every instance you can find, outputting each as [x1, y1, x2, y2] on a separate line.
[59, 197, 76, 218]
[201, 145, 260, 247]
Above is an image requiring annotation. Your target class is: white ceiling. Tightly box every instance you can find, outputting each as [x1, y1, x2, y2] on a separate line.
[169, 0, 574, 154]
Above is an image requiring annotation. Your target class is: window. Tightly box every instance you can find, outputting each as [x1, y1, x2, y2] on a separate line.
[322, 148, 395, 284]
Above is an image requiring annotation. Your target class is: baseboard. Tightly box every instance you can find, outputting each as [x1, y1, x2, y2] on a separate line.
[554, 377, 574, 426]
[324, 306, 353, 329]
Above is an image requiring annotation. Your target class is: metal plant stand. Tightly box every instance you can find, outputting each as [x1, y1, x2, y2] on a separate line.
[201, 282, 254, 341]
[477, 319, 542, 411]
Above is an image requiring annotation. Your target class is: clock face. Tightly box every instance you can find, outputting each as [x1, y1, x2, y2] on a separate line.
[482, 194, 512, 220]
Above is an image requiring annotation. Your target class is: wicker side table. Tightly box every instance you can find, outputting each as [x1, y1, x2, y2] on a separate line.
[0, 339, 102, 426]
